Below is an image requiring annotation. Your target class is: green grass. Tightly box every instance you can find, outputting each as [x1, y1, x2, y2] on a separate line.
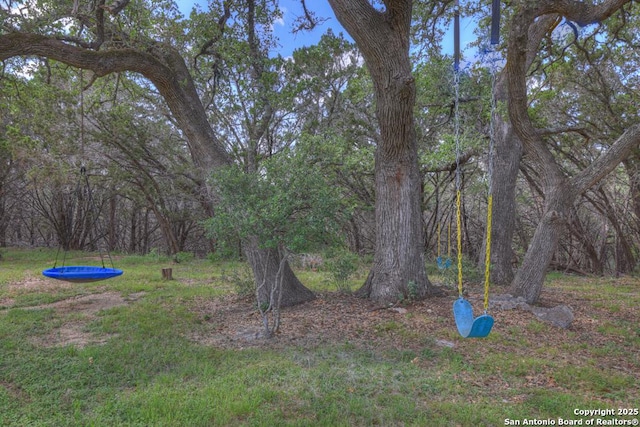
[1, 248, 639, 426]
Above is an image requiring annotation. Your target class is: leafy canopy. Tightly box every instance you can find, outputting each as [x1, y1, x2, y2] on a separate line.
[207, 141, 345, 253]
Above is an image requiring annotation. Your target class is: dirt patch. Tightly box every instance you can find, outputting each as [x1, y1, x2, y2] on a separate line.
[28, 292, 130, 314]
[188, 287, 472, 350]
[25, 292, 145, 348]
[1, 277, 73, 310]
[8, 276, 74, 293]
[187, 282, 639, 376]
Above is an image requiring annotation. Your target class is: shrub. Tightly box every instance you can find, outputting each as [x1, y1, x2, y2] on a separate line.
[325, 248, 359, 293]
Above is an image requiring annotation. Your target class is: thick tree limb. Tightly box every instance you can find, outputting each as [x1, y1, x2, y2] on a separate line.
[506, 0, 634, 193]
[572, 124, 640, 194]
[0, 32, 229, 171]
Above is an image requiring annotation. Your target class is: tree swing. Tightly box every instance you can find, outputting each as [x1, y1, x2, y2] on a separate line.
[436, 219, 453, 270]
[42, 71, 123, 283]
[450, 0, 500, 338]
[41, 168, 124, 283]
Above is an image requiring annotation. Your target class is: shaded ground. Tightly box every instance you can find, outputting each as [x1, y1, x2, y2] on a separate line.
[187, 279, 639, 373]
[7, 275, 639, 383]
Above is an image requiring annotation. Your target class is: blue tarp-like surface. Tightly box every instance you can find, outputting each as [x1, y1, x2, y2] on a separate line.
[42, 266, 123, 283]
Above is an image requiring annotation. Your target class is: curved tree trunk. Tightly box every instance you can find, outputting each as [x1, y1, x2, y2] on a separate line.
[511, 188, 572, 303]
[623, 153, 640, 237]
[0, 31, 314, 304]
[328, 0, 435, 302]
[480, 17, 555, 287]
[505, 1, 640, 304]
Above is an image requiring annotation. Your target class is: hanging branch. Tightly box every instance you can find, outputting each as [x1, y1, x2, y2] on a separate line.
[293, 0, 328, 33]
[99, 0, 131, 16]
[194, 1, 231, 105]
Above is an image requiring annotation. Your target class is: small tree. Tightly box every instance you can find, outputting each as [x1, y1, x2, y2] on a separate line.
[207, 147, 343, 337]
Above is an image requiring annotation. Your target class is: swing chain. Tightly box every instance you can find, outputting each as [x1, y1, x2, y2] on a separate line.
[454, 67, 464, 298]
[487, 67, 497, 195]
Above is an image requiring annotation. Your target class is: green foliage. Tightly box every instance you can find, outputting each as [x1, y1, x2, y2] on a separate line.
[324, 248, 360, 293]
[207, 147, 344, 254]
[174, 251, 195, 263]
[407, 280, 420, 301]
[220, 263, 255, 297]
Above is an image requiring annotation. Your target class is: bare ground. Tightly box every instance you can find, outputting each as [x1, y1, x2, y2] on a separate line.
[5, 276, 639, 385]
[186, 279, 639, 373]
[2, 277, 144, 348]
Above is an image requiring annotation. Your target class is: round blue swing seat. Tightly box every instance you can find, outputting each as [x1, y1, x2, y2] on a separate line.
[42, 266, 123, 283]
[436, 256, 453, 270]
[453, 297, 494, 338]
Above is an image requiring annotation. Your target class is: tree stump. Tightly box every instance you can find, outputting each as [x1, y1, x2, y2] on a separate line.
[162, 268, 173, 280]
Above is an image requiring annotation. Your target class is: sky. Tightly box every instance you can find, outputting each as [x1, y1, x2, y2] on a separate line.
[174, 1, 482, 61]
[175, 0, 345, 57]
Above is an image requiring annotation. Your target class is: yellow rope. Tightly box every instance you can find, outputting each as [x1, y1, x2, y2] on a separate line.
[437, 222, 441, 258]
[483, 194, 493, 311]
[456, 189, 463, 297]
[447, 220, 452, 259]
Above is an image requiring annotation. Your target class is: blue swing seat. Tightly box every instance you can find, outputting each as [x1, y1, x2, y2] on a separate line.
[42, 266, 123, 283]
[437, 256, 453, 270]
[453, 297, 494, 338]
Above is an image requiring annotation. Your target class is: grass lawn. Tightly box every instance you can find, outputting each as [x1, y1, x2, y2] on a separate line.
[0, 248, 638, 426]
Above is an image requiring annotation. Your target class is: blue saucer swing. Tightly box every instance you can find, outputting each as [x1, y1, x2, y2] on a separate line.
[43, 266, 123, 283]
[41, 71, 123, 285]
[41, 167, 124, 284]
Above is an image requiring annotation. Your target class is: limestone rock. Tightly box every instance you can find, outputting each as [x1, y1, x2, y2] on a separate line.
[531, 305, 574, 329]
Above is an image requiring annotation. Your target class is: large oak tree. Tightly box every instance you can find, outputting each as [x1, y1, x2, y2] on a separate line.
[327, 0, 439, 301]
[505, 0, 640, 303]
[0, 1, 314, 307]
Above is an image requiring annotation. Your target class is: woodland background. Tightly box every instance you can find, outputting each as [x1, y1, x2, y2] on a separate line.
[1, 0, 639, 299]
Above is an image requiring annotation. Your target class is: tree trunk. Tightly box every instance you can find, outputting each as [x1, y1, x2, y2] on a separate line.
[511, 188, 572, 303]
[505, 1, 640, 304]
[129, 208, 137, 253]
[0, 31, 314, 305]
[623, 152, 640, 229]
[244, 237, 315, 307]
[567, 208, 604, 275]
[328, 0, 435, 302]
[480, 17, 555, 287]
[481, 107, 522, 286]
[357, 147, 431, 300]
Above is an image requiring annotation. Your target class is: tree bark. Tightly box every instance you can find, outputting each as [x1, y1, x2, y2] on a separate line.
[328, 0, 435, 302]
[244, 237, 315, 307]
[480, 16, 555, 286]
[623, 151, 640, 226]
[483, 112, 522, 286]
[511, 188, 573, 303]
[0, 31, 314, 304]
[505, 0, 639, 303]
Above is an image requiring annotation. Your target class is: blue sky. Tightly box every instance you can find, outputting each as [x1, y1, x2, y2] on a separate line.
[174, 1, 479, 59]
[175, 0, 345, 57]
